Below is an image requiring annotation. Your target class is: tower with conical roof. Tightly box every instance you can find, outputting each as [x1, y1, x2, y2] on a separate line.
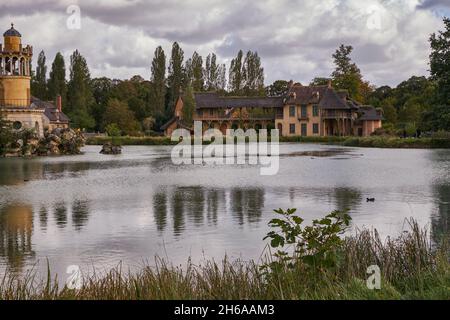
[0, 23, 46, 137]
[0, 23, 33, 106]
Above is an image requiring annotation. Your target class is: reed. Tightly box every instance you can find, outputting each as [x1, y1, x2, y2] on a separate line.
[0, 219, 448, 300]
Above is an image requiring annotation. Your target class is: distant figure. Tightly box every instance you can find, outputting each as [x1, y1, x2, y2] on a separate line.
[366, 198, 375, 202]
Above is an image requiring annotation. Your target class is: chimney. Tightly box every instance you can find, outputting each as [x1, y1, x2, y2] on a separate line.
[56, 95, 62, 112]
[288, 80, 294, 89]
[327, 79, 332, 88]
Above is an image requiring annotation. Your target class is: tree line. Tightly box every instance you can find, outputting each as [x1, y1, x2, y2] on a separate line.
[27, 17, 450, 135]
[30, 43, 265, 135]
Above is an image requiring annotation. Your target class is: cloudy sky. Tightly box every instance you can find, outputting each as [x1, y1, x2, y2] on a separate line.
[0, 0, 448, 87]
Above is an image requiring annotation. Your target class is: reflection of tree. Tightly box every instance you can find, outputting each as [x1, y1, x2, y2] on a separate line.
[39, 206, 48, 231]
[171, 189, 185, 236]
[431, 184, 450, 245]
[186, 187, 205, 226]
[206, 189, 225, 225]
[231, 188, 264, 224]
[333, 187, 362, 213]
[153, 192, 167, 232]
[0, 159, 44, 185]
[54, 202, 67, 228]
[72, 199, 90, 231]
[0, 205, 35, 272]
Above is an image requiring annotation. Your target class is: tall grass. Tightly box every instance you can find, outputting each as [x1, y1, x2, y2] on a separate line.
[0, 219, 448, 300]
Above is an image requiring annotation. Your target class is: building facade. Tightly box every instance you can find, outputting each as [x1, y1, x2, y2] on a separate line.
[0, 24, 69, 137]
[163, 81, 382, 137]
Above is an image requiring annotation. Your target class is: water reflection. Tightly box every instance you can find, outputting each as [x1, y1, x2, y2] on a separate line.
[431, 184, 450, 244]
[1, 145, 450, 276]
[0, 205, 35, 272]
[72, 200, 90, 231]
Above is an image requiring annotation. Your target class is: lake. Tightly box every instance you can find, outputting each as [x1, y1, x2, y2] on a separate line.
[0, 144, 449, 279]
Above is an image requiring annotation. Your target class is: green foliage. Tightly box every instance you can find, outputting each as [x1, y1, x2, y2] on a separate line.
[67, 50, 95, 130]
[48, 52, 68, 107]
[205, 53, 226, 92]
[167, 42, 185, 117]
[182, 85, 195, 124]
[31, 50, 48, 100]
[263, 208, 351, 272]
[228, 50, 244, 95]
[266, 80, 289, 97]
[331, 44, 364, 101]
[103, 99, 140, 136]
[0, 111, 13, 155]
[150, 46, 167, 121]
[429, 17, 450, 105]
[186, 51, 204, 92]
[310, 77, 330, 86]
[105, 123, 121, 137]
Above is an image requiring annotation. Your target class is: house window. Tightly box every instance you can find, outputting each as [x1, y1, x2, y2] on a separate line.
[301, 123, 307, 136]
[197, 109, 203, 117]
[289, 123, 296, 134]
[301, 105, 307, 118]
[289, 105, 296, 117]
[209, 109, 214, 116]
[313, 105, 319, 117]
[313, 123, 319, 134]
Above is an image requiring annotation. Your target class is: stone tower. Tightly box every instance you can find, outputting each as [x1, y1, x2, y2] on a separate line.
[0, 24, 45, 137]
[0, 23, 33, 107]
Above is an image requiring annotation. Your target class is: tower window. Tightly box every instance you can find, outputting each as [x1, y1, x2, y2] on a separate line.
[13, 121, 22, 130]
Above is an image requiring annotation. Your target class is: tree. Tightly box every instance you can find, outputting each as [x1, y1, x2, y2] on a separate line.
[0, 111, 13, 156]
[205, 53, 219, 91]
[48, 52, 68, 107]
[216, 64, 227, 92]
[331, 44, 364, 101]
[429, 17, 450, 105]
[192, 52, 204, 92]
[31, 50, 48, 100]
[67, 50, 95, 130]
[103, 99, 140, 135]
[90, 77, 114, 131]
[167, 42, 185, 115]
[266, 80, 289, 97]
[309, 77, 330, 86]
[228, 50, 244, 95]
[151, 46, 166, 120]
[242, 51, 265, 96]
[380, 97, 397, 124]
[182, 85, 195, 125]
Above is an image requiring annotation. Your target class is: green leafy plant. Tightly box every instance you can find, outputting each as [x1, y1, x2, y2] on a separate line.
[263, 209, 352, 272]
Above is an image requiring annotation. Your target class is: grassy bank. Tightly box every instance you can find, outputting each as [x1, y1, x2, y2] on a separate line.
[1, 212, 448, 300]
[86, 135, 450, 148]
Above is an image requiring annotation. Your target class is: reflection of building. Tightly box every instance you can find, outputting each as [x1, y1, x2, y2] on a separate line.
[0, 205, 34, 272]
[0, 24, 69, 137]
[162, 81, 383, 137]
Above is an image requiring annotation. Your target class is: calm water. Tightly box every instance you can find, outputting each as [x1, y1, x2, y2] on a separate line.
[0, 144, 449, 278]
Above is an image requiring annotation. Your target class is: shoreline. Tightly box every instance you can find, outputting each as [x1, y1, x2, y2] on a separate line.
[85, 135, 450, 149]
